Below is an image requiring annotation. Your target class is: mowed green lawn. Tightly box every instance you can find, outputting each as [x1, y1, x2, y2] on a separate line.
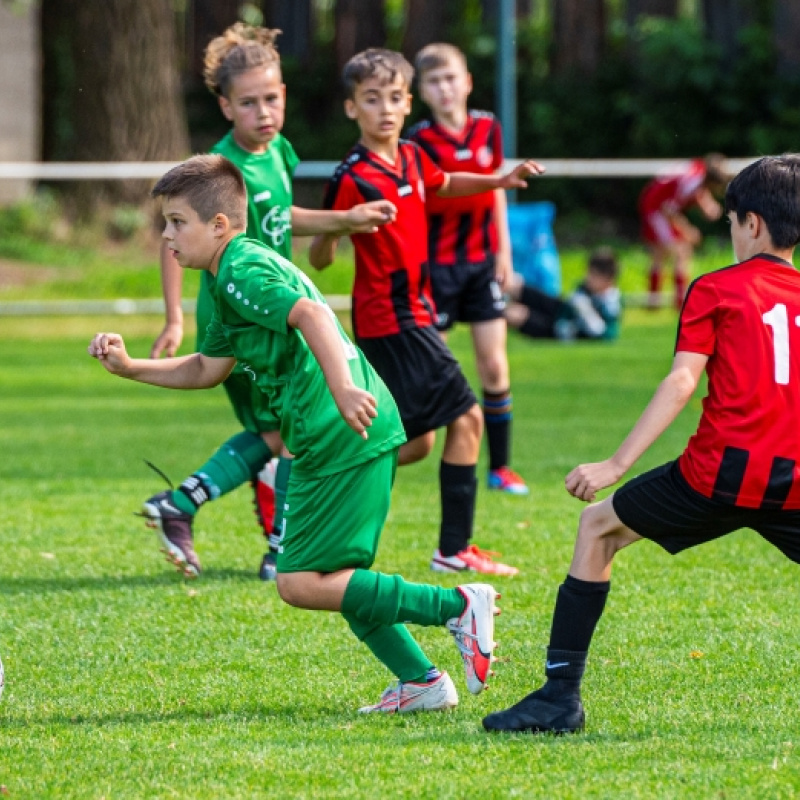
[1, 310, 799, 799]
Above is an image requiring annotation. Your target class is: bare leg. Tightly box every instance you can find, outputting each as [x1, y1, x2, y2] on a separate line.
[442, 403, 483, 465]
[568, 496, 642, 582]
[276, 569, 355, 611]
[648, 244, 669, 308]
[471, 318, 509, 393]
[399, 431, 435, 465]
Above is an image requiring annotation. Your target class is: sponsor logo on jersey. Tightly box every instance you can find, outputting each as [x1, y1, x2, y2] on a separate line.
[261, 205, 292, 248]
[476, 146, 493, 168]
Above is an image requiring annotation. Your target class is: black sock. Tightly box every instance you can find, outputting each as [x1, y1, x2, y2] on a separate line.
[542, 574, 610, 692]
[520, 310, 557, 338]
[438, 461, 477, 557]
[483, 389, 512, 471]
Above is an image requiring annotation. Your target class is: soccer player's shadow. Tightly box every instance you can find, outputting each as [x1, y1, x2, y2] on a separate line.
[0, 567, 265, 596]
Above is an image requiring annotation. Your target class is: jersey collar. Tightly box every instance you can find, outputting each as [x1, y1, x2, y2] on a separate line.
[353, 142, 411, 190]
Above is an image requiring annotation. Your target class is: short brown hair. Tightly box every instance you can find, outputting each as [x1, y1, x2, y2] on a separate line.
[414, 43, 467, 77]
[588, 247, 619, 280]
[204, 22, 282, 98]
[342, 48, 414, 99]
[152, 154, 246, 229]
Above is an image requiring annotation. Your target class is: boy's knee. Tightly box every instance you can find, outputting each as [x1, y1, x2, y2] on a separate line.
[462, 403, 484, 436]
[276, 573, 303, 607]
[260, 429, 283, 458]
[479, 354, 507, 387]
[577, 500, 633, 553]
[399, 433, 435, 465]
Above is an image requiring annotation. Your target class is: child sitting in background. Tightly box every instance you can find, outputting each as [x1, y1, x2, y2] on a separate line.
[505, 247, 621, 342]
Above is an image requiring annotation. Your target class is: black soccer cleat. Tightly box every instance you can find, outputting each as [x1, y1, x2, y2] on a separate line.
[258, 550, 278, 582]
[140, 490, 201, 578]
[482, 688, 585, 734]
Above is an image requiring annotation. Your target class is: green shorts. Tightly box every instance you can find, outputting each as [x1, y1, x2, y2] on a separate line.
[277, 449, 398, 573]
[221, 370, 280, 433]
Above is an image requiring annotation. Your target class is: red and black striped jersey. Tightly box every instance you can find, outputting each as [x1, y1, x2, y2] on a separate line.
[407, 110, 504, 267]
[323, 140, 446, 339]
[676, 253, 800, 509]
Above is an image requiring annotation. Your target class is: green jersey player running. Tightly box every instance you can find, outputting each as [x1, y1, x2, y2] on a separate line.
[90, 153, 501, 716]
[146, 24, 394, 580]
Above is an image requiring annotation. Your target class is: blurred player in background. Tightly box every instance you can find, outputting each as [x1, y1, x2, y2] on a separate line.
[639, 152, 729, 309]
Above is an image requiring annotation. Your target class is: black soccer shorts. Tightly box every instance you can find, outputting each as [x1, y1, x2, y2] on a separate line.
[430, 259, 505, 331]
[612, 460, 800, 564]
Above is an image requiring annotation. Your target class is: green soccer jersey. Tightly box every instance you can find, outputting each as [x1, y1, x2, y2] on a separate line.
[200, 235, 406, 478]
[197, 131, 299, 350]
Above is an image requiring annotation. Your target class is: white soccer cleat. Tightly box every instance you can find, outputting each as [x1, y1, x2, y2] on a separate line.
[447, 583, 500, 695]
[358, 671, 458, 714]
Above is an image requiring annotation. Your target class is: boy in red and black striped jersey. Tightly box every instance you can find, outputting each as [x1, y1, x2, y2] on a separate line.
[484, 155, 800, 735]
[408, 43, 527, 497]
[639, 153, 729, 309]
[310, 48, 544, 575]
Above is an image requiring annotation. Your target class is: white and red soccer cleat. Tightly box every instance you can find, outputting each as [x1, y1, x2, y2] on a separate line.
[358, 671, 458, 714]
[447, 583, 500, 694]
[431, 545, 519, 576]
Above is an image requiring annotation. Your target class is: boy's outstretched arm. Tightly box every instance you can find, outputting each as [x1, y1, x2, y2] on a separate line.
[308, 233, 340, 270]
[150, 240, 185, 358]
[565, 350, 708, 502]
[88, 332, 235, 389]
[291, 200, 396, 236]
[286, 299, 377, 439]
[439, 159, 546, 198]
[694, 187, 723, 221]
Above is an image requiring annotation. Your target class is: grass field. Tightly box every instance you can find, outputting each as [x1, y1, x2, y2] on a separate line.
[2, 307, 800, 798]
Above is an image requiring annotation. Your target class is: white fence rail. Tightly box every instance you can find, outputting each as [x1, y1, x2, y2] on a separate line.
[0, 158, 758, 181]
[0, 157, 755, 317]
[0, 296, 353, 316]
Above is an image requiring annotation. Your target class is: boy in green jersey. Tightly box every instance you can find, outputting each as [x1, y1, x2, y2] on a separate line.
[146, 23, 395, 581]
[90, 154, 501, 714]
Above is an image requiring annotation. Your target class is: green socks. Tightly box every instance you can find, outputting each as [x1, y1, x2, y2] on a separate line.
[269, 455, 293, 546]
[343, 618, 432, 684]
[341, 569, 466, 628]
[172, 431, 271, 515]
[341, 571, 466, 683]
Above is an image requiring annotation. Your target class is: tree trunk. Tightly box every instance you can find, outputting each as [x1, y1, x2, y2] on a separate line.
[626, 0, 678, 26]
[262, 0, 314, 64]
[334, 0, 386, 74]
[774, 0, 800, 77]
[186, 0, 242, 91]
[517, 0, 533, 15]
[401, 0, 454, 60]
[702, 0, 755, 63]
[41, 0, 190, 207]
[551, 0, 606, 75]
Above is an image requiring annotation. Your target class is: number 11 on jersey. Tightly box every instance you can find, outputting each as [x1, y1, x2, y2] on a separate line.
[763, 303, 798, 385]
